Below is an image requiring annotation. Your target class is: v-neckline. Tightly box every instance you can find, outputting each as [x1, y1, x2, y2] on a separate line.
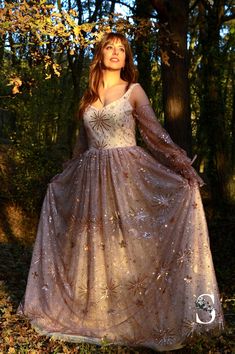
[89, 84, 132, 112]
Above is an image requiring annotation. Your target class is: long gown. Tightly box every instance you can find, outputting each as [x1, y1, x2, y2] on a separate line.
[18, 83, 224, 351]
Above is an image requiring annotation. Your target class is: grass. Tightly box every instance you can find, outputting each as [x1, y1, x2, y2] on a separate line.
[0, 203, 234, 354]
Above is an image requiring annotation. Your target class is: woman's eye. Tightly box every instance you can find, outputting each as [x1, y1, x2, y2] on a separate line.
[106, 45, 113, 50]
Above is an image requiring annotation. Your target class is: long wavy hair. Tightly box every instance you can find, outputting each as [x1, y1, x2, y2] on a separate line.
[79, 32, 137, 118]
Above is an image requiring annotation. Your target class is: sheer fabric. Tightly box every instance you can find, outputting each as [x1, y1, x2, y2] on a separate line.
[135, 104, 204, 186]
[18, 83, 224, 351]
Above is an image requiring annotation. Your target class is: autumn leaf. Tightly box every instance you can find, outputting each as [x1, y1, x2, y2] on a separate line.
[73, 25, 81, 37]
[52, 63, 61, 77]
[8, 77, 23, 95]
[160, 49, 170, 66]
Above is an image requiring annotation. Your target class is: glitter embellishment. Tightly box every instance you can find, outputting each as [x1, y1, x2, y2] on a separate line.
[21, 88, 224, 348]
[127, 275, 148, 296]
[94, 139, 108, 149]
[100, 279, 119, 299]
[152, 195, 170, 207]
[90, 111, 111, 133]
[153, 327, 176, 346]
[182, 320, 198, 337]
[176, 248, 193, 267]
[77, 286, 87, 300]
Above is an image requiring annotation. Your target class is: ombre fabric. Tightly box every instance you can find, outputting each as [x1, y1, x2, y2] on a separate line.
[19, 84, 224, 351]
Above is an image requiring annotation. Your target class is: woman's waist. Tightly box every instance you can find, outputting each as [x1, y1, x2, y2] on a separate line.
[88, 136, 137, 150]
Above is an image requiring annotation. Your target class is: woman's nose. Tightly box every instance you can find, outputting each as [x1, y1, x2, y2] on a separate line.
[112, 47, 118, 55]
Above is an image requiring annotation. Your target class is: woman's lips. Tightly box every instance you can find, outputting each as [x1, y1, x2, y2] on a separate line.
[110, 57, 119, 62]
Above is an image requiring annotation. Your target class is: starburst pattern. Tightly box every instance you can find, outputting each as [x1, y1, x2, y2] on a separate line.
[32, 271, 39, 278]
[135, 298, 145, 308]
[155, 263, 170, 281]
[21, 93, 224, 347]
[153, 327, 176, 346]
[100, 279, 119, 299]
[176, 248, 193, 267]
[67, 216, 88, 235]
[77, 285, 89, 300]
[127, 275, 148, 296]
[184, 275, 192, 283]
[90, 111, 111, 133]
[182, 319, 198, 337]
[94, 139, 108, 149]
[135, 210, 147, 221]
[152, 194, 170, 207]
[119, 239, 127, 247]
[47, 264, 56, 279]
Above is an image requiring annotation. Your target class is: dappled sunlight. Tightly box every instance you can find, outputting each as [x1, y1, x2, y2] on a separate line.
[168, 97, 184, 119]
[228, 174, 235, 200]
[0, 203, 37, 244]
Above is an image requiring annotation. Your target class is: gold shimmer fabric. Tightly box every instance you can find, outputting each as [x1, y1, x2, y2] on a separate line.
[18, 84, 224, 351]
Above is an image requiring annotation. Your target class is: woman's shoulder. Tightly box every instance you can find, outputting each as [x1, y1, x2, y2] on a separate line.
[129, 83, 150, 108]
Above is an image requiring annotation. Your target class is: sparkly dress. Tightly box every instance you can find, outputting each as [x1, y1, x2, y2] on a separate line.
[19, 83, 224, 351]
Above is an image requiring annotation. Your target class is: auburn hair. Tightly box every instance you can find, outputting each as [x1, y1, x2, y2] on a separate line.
[78, 32, 137, 118]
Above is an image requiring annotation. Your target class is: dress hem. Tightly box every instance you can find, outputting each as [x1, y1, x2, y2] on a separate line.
[32, 323, 185, 352]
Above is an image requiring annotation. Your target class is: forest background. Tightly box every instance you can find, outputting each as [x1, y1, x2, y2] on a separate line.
[0, 0, 234, 353]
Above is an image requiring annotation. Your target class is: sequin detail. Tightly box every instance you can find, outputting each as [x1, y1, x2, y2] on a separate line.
[19, 84, 224, 351]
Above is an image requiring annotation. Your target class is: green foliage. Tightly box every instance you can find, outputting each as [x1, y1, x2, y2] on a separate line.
[0, 0, 153, 79]
[0, 59, 75, 213]
[8, 142, 65, 213]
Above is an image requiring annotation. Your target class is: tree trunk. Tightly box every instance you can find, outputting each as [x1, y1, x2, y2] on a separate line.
[151, 0, 192, 154]
[232, 80, 235, 171]
[134, 0, 153, 98]
[0, 34, 5, 64]
[197, 1, 229, 203]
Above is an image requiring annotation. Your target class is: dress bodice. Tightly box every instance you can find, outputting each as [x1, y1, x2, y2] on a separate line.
[83, 84, 138, 149]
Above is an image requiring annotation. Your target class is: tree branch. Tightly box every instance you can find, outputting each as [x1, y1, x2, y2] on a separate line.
[150, 0, 168, 21]
[112, 0, 134, 12]
[221, 13, 235, 24]
[90, 0, 102, 22]
[189, 0, 201, 13]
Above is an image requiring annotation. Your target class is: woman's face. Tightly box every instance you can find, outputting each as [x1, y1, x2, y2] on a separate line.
[102, 39, 126, 71]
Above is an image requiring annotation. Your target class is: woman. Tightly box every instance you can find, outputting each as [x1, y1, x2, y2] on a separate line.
[19, 32, 224, 351]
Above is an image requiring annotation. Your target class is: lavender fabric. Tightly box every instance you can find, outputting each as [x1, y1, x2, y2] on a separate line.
[18, 84, 224, 351]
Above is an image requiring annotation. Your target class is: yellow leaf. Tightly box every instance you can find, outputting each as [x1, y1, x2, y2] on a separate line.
[160, 49, 170, 66]
[74, 25, 80, 37]
[52, 63, 61, 77]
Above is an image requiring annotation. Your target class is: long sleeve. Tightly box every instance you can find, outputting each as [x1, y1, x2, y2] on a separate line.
[135, 104, 204, 186]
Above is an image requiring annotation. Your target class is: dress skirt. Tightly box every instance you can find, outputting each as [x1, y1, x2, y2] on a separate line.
[18, 145, 224, 351]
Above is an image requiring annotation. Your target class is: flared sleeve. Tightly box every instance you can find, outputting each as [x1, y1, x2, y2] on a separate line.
[134, 104, 204, 186]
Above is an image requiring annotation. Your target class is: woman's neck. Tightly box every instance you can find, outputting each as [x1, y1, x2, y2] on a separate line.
[101, 70, 124, 89]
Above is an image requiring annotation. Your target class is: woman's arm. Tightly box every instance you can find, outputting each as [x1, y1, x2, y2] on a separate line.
[130, 84, 203, 186]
